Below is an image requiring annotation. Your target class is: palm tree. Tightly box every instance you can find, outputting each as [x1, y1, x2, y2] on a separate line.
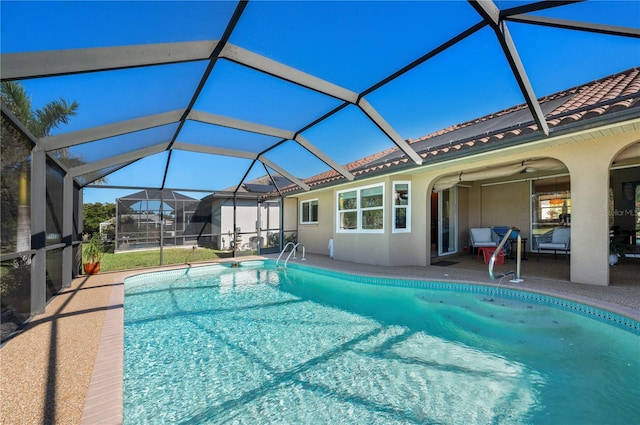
[1, 81, 79, 251]
[1, 81, 79, 138]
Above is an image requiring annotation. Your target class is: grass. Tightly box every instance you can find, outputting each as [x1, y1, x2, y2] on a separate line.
[82, 245, 257, 274]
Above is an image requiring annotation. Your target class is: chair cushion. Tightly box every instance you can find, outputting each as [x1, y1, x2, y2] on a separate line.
[474, 242, 498, 247]
[538, 242, 568, 250]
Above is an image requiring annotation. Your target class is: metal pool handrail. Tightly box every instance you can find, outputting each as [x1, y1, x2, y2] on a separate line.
[276, 242, 295, 268]
[284, 243, 305, 268]
[276, 242, 306, 268]
[489, 229, 516, 281]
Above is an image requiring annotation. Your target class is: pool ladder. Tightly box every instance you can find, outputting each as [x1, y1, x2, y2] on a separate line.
[276, 242, 306, 268]
[488, 228, 523, 283]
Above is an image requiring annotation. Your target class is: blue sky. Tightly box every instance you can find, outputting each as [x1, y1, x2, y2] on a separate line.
[1, 1, 639, 204]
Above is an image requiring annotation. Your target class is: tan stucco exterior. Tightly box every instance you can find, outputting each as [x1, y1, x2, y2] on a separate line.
[289, 118, 640, 285]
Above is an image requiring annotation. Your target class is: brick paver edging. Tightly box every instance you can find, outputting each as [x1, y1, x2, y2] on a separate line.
[80, 280, 124, 425]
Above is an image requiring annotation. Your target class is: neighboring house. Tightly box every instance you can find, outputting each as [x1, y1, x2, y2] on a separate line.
[185, 176, 287, 251]
[98, 217, 116, 240]
[282, 67, 640, 287]
[115, 189, 200, 251]
[187, 196, 261, 250]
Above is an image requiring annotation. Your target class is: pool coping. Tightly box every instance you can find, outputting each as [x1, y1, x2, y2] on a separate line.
[80, 259, 640, 424]
[80, 279, 124, 425]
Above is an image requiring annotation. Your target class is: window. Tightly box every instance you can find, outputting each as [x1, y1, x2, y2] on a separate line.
[337, 190, 357, 230]
[337, 184, 384, 233]
[300, 199, 318, 224]
[535, 193, 571, 224]
[532, 190, 571, 249]
[393, 181, 410, 233]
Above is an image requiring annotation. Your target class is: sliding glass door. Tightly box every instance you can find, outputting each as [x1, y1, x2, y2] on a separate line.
[438, 187, 457, 256]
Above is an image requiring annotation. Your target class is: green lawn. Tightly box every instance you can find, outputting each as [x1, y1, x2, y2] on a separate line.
[82, 245, 256, 274]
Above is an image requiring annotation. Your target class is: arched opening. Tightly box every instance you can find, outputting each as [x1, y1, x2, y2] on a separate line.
[429, 157, 576, 278]
[609, 142, 640, 264]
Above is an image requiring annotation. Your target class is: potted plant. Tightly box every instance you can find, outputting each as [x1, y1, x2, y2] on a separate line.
[83, 233, 104, 274]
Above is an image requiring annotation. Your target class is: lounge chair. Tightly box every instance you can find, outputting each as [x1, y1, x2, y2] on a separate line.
[469, 228, 499, 259]
[537, 227, 571, 263]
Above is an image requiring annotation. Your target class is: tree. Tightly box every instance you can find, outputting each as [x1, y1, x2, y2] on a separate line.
[1, 81, 79, 139]
[83, 202, 116, 235]
[1, 81, 79, 251]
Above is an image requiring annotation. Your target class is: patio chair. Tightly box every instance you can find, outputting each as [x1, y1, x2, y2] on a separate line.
[469, 228, 499, 259]
[537, 227, 571, 263]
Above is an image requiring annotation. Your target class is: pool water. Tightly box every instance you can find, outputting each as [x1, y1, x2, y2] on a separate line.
[124, 262, 640, 424]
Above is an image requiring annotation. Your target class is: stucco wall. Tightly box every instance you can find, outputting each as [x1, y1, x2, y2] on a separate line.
[298, 175, 432, 266]
[220, 200, 257, 235]
[456, 186, 470, 256]
[259, 201, 280, 233]
[282, 197, 298, 233]
[297, 190, 334, 256]
[479, 180, 531, 241]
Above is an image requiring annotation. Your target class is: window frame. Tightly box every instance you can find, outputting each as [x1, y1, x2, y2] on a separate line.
[336, 183, 384, 234]
[300, 198, 319, 224]
[392, 181, 411, 233]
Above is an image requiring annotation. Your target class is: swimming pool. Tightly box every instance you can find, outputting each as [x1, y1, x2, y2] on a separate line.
[124, 261, 640, 424]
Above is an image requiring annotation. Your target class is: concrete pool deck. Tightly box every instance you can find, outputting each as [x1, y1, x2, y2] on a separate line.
[1, 253, 639, 424]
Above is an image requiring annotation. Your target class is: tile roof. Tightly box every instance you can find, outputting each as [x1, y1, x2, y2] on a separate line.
[280, 67, 640, 194]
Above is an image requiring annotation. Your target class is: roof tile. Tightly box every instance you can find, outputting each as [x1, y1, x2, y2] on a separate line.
[280, 67, 640, 194]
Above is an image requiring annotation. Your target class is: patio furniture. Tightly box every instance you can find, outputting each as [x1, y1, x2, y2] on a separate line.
[537, 227, 571, 263]
[482, 247, 505, 265]
[469, 228, 499, 259]
[508, 237, 528, 260]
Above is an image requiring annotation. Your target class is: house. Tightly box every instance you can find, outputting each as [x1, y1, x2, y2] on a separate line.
[283, 68, 640, 286]
[115, 189, 200, 251]
[184, 176, 288, 252]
